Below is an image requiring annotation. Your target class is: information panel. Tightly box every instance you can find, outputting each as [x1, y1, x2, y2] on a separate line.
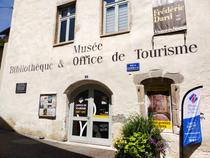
[153, 0, 187, 35]
[39, 94, 56, 119]
[182, 86, 203, 146]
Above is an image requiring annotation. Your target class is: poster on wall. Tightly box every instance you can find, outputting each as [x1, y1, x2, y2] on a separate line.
[153, 0, 187, 35]
[39, 94, 56, 119]
[148, 94, 172, 130]
[74, 104, 87, 117]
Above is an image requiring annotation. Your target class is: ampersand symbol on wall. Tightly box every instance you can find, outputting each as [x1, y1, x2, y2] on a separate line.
[58, 60, 64, 68]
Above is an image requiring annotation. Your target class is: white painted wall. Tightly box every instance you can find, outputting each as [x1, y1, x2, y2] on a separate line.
[0, 0, 210, 157]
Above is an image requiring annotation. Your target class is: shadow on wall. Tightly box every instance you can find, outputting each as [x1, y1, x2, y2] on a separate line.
[0, 116, 92, 158]
[183, 144, 201, 158]
[0, 116, 14, 131]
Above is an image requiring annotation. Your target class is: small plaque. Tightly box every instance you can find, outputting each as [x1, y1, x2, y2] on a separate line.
[127, 63, 140, 72]
[16, 83, 27, 93]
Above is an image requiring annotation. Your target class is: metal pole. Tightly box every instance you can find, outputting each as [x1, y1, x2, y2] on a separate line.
[180, 94, 184, 158]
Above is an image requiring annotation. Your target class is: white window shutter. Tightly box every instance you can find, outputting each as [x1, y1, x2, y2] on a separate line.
[106, 7, 115, 33]
[118, 3, 128, 31]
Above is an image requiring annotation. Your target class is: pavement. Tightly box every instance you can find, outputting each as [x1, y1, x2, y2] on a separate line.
[0, 129, 116, 158]
[37, 139, 116, 158]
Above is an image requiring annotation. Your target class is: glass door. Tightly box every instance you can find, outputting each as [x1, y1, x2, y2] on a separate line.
[69, 87, 111, 146]
[70, 90, 89, 141]
[90, 89, 111, 145]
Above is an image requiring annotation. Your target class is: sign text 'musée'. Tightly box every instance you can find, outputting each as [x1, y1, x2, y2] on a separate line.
[74, 42, 103, 53]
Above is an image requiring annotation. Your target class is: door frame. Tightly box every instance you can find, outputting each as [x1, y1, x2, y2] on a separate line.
[68, 84, 112, 146]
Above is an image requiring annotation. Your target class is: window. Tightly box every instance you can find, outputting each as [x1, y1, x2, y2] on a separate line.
[57, 3, 76, 44]
[103, 0, 129, 34]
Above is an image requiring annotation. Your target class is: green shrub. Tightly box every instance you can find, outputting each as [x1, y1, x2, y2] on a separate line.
[114, 114, 167, 158]
[122, 115, 156, 137]
[114, 132, 153, 158]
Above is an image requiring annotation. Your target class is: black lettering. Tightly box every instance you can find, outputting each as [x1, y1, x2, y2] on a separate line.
[40, 65, 44, 72]
[168, 46, 174, 56]
[35, 65, 39, 71]
[31, 64, 35, 71]
[74, 43, 103, 54]
[150, 49, 161, 58]
[91, 56, 97, 64]
[10, 66, 14, 73]
[97, 56, 103, 63]
[74, 45, 80, 53]
[162, 45, 167, 56]
[92, 42, 98, 51]
[149, 50, 155, 58]
[135, 49, 141, 59]
[98, 43, 103, 50]
[189, 44, 198, 53]
[81, 46, 86, 53]
[119, 53, 125, 61]
[80, 56, 86, 65]
[175, 45, 188, 55]
[48, 63, 53, 70]
[24, 66, 28, 72]
[112, 52, 125, 62]
[155, 49, 161, 57]
[19, 65, 23, 72]
[142, 51, 149, 59]
[112, 52, 118, 62]
[73, 57, 79, 65]
[86, 55, 90, 64]
[73, 55, 103, 66]
[87, 45, 92, 52]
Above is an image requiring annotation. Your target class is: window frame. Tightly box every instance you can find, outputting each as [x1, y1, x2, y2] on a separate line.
[102, 0, 130, 37]
[54, 2, 76, 46]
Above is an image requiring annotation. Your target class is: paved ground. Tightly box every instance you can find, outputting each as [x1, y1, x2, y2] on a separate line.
[0, 129, 91, 158]
[38, 139, 116, 158]
[0, 129, 115, 158]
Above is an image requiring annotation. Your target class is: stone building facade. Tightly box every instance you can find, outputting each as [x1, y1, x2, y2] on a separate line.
[0, 0, 210, 157]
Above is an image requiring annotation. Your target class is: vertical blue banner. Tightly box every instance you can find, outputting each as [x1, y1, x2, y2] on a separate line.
[182, 86, 203, 147]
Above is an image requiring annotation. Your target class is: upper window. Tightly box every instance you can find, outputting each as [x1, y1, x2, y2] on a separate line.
[56, 3, 76, 44]
[103, 0, 129, 35]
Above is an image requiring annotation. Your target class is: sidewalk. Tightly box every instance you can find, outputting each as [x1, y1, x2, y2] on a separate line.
[37, 138, 116, 158]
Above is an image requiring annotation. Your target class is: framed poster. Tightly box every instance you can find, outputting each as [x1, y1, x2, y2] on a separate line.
[153, 0, 187, 35]
[148, 94, 172, 130]
[39, 94, 56, 119]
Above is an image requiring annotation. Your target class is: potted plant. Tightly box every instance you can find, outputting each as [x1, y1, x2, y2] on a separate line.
[114, 114, 167, 158]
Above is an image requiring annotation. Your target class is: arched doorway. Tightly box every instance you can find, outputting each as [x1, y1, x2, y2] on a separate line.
[141, 77, 174, 132]
[66, 81, 112, 146]
[134, 70, 183, 133]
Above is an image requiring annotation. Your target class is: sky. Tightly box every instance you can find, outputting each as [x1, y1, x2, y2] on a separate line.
[0, 0, 14, 32]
